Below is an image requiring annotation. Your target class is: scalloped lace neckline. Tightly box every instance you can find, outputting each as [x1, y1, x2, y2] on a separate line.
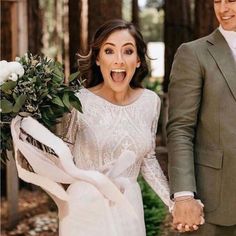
[83, 88, 146, 108]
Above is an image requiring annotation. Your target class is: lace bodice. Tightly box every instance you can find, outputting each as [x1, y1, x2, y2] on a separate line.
[65, 88, 171, 207]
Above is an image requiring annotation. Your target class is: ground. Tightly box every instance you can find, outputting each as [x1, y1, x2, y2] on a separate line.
[1, 189, 58, 236]
[1, 189, 176, 236]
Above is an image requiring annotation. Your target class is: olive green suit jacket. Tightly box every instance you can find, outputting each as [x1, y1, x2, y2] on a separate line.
[167, 29, 236, 226]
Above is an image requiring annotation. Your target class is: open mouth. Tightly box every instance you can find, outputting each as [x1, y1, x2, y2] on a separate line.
[110, 69, 126, 83]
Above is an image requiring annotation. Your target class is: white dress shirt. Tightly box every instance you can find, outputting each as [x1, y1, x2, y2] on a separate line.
[219, 25, 236, 61]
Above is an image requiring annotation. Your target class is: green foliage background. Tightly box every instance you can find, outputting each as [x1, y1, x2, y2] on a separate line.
[139, 177, 168, 236]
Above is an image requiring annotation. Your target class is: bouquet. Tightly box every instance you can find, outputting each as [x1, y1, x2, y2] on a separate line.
[0, 53, 82, 161]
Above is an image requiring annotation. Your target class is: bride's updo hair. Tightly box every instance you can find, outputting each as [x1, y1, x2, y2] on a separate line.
[78, 19, 149, 88]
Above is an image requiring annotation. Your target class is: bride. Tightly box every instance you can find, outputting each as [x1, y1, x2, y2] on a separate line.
[12, 19, 172, 236]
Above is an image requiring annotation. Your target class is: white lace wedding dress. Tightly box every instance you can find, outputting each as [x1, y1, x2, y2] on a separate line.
[11, 88, 171, 236]
[62, 88, 171, 235]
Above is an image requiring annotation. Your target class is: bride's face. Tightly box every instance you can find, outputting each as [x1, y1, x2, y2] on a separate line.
[96, 29, 140, 93]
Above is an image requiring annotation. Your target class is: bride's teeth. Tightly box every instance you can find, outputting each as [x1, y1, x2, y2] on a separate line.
[111, 69, 126, 73]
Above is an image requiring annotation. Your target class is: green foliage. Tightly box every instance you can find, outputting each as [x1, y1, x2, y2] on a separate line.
[140, 8, 164, 42]
[122, 0, 132, 22]
[143, 76, 163, 95]
[0, 53, 82, 161]
[146, 0, 164, 9]
[139, 176, 168, 236]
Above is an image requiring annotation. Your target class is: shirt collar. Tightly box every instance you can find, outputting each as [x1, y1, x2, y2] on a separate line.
[219, 25, 236, 49]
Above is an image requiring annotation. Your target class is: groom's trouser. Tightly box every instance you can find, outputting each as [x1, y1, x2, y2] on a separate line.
[178, 223, 236, 236]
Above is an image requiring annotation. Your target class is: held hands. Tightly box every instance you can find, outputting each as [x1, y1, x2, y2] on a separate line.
[172, 196, 205, 233]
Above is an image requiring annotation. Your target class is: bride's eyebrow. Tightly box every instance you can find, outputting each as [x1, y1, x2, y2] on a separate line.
[103, 42, 135, 47]
[103, 43, 115, 47]
[123, 42, 135, 47]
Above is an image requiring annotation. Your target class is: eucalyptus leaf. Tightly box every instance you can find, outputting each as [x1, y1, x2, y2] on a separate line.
[62, 92, 71, 109]
[68, 71, 80, 82]
[52, 96, 64, 107]
[55, 61, 63, 68]
[0, 100, 13, 113]
[41, 117, 52, 128]
[19, 112, 32, 117]
[53, 66, 64, 80]
[42, 110, 51, 122]
[69, 94, 82, 112]
[12, 94, 27, 113]
[0, 81, 17, 92]
[52, 74, 63, 83]
[32, 77, 37, 83]
[47, 107, 57, 120]
[39, 91, 48, 99]
[13, 93, 18, 100]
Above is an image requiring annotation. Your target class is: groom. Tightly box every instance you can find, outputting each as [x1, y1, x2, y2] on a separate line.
[167, 0, 236, 235]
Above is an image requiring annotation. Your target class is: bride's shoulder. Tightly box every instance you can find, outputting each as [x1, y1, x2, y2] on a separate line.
[142, 89, 161, 104]
[75, 87, 90, 98]
[77, 85, 101, 97]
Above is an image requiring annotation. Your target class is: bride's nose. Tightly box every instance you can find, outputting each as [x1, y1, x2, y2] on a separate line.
[114, 52, 124, 65]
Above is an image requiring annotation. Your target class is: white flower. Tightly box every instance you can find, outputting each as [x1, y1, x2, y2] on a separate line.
[8, 62, 24, 78]
[0, 60, 24, 85]
[9, 73, 18, 81]
[0, 61, 10, 85]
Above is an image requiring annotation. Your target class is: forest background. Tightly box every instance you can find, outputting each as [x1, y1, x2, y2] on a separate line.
[1, 0, 218, 235]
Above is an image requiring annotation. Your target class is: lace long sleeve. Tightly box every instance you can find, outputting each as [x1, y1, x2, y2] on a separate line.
[140, 96, 172, 208]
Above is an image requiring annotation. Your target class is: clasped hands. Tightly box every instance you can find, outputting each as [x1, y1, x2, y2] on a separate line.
[171, 196, 205, 233]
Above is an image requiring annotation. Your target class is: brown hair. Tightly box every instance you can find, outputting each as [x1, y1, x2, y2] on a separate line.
[78, 19, 149, 88]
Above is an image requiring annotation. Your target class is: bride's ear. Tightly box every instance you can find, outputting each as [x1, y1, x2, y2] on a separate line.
[96, 58, 100, 66]
[136, 59, 141, 68]
[136, 57, 141, 68]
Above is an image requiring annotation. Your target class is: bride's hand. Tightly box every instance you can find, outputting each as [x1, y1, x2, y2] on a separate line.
[172, 196, 205, 232]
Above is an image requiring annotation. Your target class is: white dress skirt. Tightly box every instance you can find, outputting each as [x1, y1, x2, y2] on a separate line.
[11, 88, 172, 236]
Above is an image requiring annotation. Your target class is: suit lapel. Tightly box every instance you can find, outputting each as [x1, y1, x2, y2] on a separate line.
[207, 30, 236, 101]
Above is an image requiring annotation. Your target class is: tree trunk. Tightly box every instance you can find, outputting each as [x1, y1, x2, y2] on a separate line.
[162, 0, 193, 146]
[1, 1, 28, 228]
[195, 0, 218, 38]
[88, 0, 122, 44]
[1, 1, 12, 60]
[62, 0, 70, 80]
[27, 0, 43, 55]
[55, 0, 63, 63]
[132, 0, 139, 29]
[0, 1, 17, 61]
[7, 150, 19, 228]
[163, 0, 193, 93]
[69, 0, 82, 73]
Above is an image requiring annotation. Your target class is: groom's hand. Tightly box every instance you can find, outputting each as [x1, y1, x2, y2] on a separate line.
[172, 196, 204, 232]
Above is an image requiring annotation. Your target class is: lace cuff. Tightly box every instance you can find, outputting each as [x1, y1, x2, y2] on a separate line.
[141, 154, 172, 209]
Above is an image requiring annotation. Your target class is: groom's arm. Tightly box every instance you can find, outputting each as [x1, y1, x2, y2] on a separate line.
[167, 42, 203, 195]
[167, 42, 204, 230]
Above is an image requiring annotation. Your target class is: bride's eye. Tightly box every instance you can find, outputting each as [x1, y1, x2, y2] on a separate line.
[124, 48, 134, 55]
[104, 48, 113, 54]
